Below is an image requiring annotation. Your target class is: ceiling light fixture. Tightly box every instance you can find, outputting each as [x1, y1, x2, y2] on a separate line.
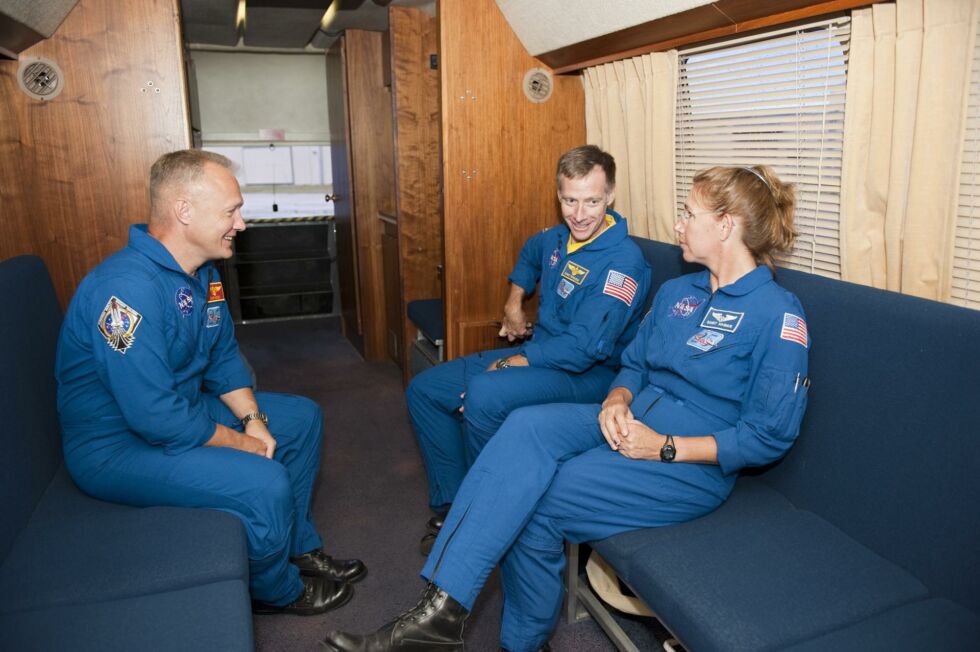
[235, 0, 247, 29]
[319, 0, 339, 32]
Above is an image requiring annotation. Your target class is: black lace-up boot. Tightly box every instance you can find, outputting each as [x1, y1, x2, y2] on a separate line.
[321, 583, 467, 651]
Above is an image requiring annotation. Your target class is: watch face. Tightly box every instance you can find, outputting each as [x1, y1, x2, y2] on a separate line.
[661, 443, 676, 462]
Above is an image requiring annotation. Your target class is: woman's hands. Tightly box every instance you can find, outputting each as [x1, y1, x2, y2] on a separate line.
[598, 387, 670, 460]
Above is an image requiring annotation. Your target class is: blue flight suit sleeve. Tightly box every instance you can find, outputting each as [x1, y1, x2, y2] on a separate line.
[88, 275, 216, 454]
[508, 230, 546, 294]
[522, 262, 651, 372]
[713, 309, 810, 475]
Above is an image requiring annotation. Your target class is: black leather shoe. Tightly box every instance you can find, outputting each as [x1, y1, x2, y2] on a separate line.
[292, 549, 367, 583]
[253, 574, 352, 616]
[321, 583, 467, 651]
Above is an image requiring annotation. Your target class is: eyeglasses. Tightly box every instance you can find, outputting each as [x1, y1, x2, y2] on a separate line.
[678, 207, 720, 223]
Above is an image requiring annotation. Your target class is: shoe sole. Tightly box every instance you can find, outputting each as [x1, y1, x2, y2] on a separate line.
[320, 640, 462, 652]
[252, 583, 353, 616]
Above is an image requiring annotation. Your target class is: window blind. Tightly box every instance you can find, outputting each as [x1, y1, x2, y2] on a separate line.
[952, 15, 980, 310]
[675, 17, 851, 278]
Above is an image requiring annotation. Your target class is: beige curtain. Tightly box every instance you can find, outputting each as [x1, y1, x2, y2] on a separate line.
[583, 51, 678, 242]
[840, 0, 980, 300]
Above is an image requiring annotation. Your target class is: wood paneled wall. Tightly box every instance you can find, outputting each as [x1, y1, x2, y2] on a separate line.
[0, 0, 190, 307]
[440, 0, 585, 359]
[390, 6, 442, 379]
[344, 29, 396, 361]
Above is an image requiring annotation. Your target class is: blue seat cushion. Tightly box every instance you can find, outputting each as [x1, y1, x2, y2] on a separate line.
[778, 598, 980, 652]
[407, 298, 444, 342]
[593, 477, 796, 574]
[0, 506, 248, 613]
[621, 507, 928, 651]
[0, 579, 253, 652]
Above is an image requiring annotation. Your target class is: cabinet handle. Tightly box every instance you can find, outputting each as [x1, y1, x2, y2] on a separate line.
[325, 193, 339, 203]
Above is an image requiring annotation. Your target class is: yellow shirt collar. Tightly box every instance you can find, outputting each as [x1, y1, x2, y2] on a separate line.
[566, 213, 617, 254]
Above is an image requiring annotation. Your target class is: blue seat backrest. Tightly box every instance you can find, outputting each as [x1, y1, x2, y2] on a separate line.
[764, 268, 980, 614]
[0, 256, 64, 561]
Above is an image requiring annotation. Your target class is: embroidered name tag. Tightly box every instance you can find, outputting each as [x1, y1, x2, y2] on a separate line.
[561, 260, 590, 285]
[700, 308, 744, 333]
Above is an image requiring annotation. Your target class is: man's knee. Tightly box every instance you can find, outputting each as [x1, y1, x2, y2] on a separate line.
[462, 372, 520, 431]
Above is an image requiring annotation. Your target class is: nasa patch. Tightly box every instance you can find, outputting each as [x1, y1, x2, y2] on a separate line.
[557, 278, 575, 298]
[98, 296, 143, 354]
[175, 287, 194, 317]
[687, 329, 725, 352]
[670, 295, 703, 318]
[700, 308, 744, 333]
[206, 305, 222, 328]
[549, 248, 561, 268]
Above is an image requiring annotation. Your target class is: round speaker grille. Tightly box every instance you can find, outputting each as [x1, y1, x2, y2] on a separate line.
[17, 58, 65, 101]
[523, 68, 553, 104]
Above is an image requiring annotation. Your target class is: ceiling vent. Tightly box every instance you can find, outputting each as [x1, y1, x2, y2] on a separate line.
[17, 57, 64, 101]
[522, 67, 553, 103]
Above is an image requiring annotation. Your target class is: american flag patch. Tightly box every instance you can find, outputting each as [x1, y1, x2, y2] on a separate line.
[603, 270, 638, 306]
[780, 313, 808, 348]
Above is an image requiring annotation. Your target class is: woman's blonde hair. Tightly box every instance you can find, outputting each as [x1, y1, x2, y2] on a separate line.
[692, 165, 796, 271]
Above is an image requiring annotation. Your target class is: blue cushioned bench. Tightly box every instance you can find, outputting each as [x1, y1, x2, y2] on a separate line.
[566, 239, 980, 651]
[0, 256, 254, 651]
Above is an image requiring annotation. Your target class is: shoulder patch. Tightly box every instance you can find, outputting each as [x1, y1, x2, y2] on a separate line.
[208, 282, 225, 303]
[780, 313, 809, 348]
[98, 296, 143, 354]
[603, 270, 638, 306]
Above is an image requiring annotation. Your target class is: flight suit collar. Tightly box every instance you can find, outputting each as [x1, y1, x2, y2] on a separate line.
[691, 265, 773, 296]
[127, 224, 212, 282]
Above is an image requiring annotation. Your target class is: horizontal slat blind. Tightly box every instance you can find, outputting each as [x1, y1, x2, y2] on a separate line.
[952, 16, 980, 310]
[675, 18, 851, 278]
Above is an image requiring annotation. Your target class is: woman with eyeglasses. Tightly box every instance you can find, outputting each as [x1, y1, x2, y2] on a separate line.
[322, 165, 810, 652]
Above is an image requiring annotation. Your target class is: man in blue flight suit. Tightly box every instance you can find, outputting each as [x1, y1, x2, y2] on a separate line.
[56, 150, 364, 616]
[406, 145, 651, 552]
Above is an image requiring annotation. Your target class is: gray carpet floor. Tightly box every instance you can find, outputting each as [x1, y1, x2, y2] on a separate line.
[237, 317, 667, 652]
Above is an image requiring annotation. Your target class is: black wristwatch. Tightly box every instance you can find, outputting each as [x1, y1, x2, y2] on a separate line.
[660, 435, 676, 462]
[495, 357, 512, 370]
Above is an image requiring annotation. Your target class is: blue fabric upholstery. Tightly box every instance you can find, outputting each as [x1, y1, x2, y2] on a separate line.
[407, 298, 445, 342]
[0, 256, 63, 561]
[778, 598, 980, 652]
[1, 580, 253, 652]
[589, 243, 980, 651]
[0, 255, 253, 650]
[0, 506, 248, 613]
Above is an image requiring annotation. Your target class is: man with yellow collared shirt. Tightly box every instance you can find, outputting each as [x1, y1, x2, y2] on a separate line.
[406, 145, 651, 553]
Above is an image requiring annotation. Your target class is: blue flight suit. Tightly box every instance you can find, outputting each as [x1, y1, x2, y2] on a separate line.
[56, 225, 322, 606]
[420, 265, 811, 651]
[407, 211, 651, 509]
